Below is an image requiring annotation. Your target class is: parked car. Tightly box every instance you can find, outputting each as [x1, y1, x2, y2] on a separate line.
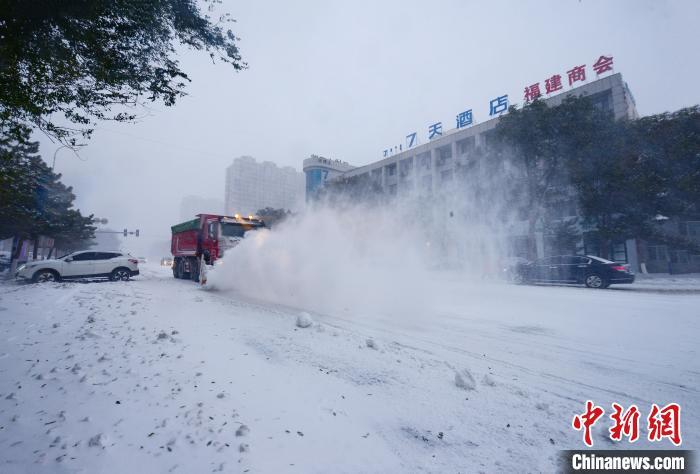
[15, 251, 139, 283]
[511, 255, 635, 288]
[160, 257, 173, 267]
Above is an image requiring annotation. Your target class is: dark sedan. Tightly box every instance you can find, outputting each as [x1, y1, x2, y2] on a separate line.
[512, 255, 635, 288]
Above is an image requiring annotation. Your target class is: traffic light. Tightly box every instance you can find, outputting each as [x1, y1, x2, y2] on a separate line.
[135, 229, 139, 237]
[123, 228, 127, 237]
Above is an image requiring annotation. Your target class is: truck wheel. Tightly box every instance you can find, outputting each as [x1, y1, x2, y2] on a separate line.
[173, 259, 181, 278]
[190, 258, 200, 282]
[181, 258, 191, 279]
[177, 259, 186, 278]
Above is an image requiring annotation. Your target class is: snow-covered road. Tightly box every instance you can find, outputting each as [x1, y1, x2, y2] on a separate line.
[1, 265, 698, 473]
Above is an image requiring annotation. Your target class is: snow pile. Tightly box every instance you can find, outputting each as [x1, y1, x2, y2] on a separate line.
[88, 433, 107, 448]
[481, 373, 496, 387]
[235, 424, 250, 437]
[454, 368, 477, 391]
[295, 312, 314, 328]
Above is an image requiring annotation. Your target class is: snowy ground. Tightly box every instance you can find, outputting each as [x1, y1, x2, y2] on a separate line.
[0, 264, 698, 473]
[625, 272, 700, 292]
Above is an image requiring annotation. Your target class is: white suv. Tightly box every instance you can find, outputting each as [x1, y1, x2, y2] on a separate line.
[15, 251, 140, 283]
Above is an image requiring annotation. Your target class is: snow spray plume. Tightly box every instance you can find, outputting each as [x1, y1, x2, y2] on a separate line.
[207, 165, 517, 317]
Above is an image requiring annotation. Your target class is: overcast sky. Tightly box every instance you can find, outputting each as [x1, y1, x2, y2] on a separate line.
[35, 0, 700, 256]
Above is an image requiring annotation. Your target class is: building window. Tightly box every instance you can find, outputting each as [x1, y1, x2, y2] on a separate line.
[589, 89, 613, 114]
[583, 234, 627, 262]
[670, 250, 689, 264]
[457, 136, 475, 155]
[668, 250, 690, 263]
[385, 163, 396, 177]
[417, 152, 431, 171]
[685, 221, 700, 238]
[440, 169, 453, 182]
[388, 184, 397, 195]
[481, 130, 496, 148]
[548, 200, 577, 220]
[647, 245, 668, 261]
[421, 175, 432, 193]
[611, 242, 627, 263]
[399, 157, 414, 178]
[437, 146, 452, 166]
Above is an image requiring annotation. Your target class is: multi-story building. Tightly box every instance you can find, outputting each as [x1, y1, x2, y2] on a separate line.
[302, 155, 355, 201]
[333, 73, 637, 195]
[225, 156, 304, 216]
[304, 73, 699, 273]
[179, 195, 224, 221]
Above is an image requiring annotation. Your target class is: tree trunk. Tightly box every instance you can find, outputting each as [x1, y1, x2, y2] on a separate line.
[8, 236, 23, 278]
[47, 247, 54, 259]
[32, 237, 39, 260]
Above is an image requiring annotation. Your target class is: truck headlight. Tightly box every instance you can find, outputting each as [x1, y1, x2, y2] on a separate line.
[17, 264, 26, 272]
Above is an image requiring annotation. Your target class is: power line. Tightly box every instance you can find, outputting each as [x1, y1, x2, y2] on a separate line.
[97, 127, 234, 160]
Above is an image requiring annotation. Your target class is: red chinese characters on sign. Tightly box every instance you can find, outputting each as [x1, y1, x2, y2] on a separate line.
[648, 403, 682, 446]
[609, 403, 640, 442]
[572, 400, 605, 447]
[522, 54, 614, 104]
[524, 83, 542, 102]
[567, 65, 586, 85]
[593, 55, 614, 75]
[544, 74, 563, 94]
[572, 401, 683, 447]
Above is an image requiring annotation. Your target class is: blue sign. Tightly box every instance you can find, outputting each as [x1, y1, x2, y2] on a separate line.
[428, 122, 443, 140]
[406, 132, 417, 148]
[489, 95, 508, 116]
[456, 109, 473, 129]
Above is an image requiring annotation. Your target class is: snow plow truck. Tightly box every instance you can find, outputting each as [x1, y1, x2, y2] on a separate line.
[170, 213, 265, 281]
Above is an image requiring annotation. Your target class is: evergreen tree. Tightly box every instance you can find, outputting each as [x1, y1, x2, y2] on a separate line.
[494, 97, 700, 258]
[0, 0, 245, 145]
[0, 140, 95, 272]
[255, 207, 292, 228]
[495, 99, 582, 258]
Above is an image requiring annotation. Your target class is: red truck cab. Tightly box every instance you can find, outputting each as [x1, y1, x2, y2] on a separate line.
[171, 213, 265, 281]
